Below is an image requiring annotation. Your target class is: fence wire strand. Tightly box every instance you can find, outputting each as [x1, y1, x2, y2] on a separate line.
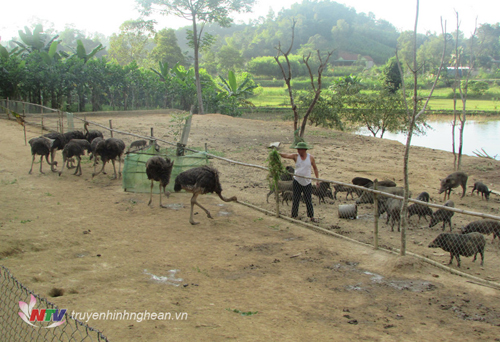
[0, 266, 109, 342]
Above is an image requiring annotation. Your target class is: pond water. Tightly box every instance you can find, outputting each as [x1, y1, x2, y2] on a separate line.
[356, 119, 500, 159]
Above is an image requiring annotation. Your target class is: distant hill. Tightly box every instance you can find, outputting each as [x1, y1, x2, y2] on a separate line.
[174, 0, 400, 65]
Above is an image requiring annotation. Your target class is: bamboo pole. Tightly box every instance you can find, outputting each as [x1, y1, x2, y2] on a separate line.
[60, 110, 64, 133]
[275, 185, 280, 218]
[6, 98, 11, 120]
[23, 103, 27, 146]
[373, 179, 379, 250]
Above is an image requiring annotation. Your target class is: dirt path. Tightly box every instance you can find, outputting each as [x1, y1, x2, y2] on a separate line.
[1, 113, 500, 341]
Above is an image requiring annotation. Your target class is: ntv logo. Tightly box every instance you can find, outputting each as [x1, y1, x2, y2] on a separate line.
[19, 295, 66, 328]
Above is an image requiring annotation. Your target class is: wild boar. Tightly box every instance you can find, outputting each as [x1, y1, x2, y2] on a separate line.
[356, 186, 405, 205]
[428, 232, 485, 267]
[471, 181, 492, 201]
[439, 171, 468, 201]
[461, 219, 500, 243]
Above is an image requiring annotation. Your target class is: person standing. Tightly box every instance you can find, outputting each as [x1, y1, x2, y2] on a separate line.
[279, 142, 319, 222]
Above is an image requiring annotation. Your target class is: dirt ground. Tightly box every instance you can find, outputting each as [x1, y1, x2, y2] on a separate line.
[2, 112, 500, 341]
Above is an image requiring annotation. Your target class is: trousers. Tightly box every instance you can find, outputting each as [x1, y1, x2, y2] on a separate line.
[291, 179, 314, 218]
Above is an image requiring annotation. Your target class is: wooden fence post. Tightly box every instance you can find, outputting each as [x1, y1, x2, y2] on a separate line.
[60, 110, 64, 133]
[6, 98, 11, 120]
[23, 104, 27, 145]
[373, 179, 379, 250]
[109, 120, 113, 137]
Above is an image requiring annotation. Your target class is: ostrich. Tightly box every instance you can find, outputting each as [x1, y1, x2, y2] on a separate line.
[63, 130, 85, 142]
[64, 139, 91, 169]
[92, 138, 126, 179]
[145, 156, 174, 208]
[174, 165, 237, 225]
[89, 136, 104, 165]
[59, 140, 89, 176]
[28, 137, 58, 174]
[84, 122, 103, 143]
[61, 131, 85, 168]
[43, 132, 66, 171]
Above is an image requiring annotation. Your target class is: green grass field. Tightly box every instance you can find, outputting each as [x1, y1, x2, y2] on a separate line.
[250, 85, 500, 112]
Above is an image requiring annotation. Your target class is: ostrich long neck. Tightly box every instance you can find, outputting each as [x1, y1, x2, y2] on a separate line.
[217, 192, 237, 202]
[45, 155, 57, 165]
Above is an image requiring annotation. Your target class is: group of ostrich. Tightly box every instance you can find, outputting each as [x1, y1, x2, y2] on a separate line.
[29, 122, 125, 179]
[28, 123, 237, 225]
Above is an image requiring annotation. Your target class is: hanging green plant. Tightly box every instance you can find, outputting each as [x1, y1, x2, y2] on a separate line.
[266, 149, 285, 191]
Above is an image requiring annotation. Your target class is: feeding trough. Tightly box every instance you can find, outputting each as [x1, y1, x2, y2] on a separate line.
[338, 204, 357, 219]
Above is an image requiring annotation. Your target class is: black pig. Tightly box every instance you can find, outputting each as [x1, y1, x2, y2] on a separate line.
[471, 181, 492, 201]
[439, 172, 468, 201]
[429, 232, 485, 267]
[461, 220, 500, 243]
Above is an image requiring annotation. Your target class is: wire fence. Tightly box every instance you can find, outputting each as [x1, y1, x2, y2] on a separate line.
[2, 100, 500, 289]
[211, 159, 500, 284]
[0, 266, 109, 342]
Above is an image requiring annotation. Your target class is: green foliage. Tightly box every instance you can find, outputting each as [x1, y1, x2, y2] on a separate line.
[466, 80, 489, 96]
[325, 75, 427, 137]
[168, 113, 192, 142]
[217, 45, 244, 73]
[13, 24, 60, 55]
[149, 28, 186, 68]
[75, 39, 105, 63]
[247, 55, 307, 78]
[266, 149, 285, 191]
[255, 79, 284, 87]
[381, 57, 402, 94]
[217, 71, 258, 116]
[296, 90, 343, 130]
[226, 308, 258, 316]
[108, 20, 154, 67]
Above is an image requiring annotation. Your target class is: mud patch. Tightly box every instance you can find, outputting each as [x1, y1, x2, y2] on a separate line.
[239, 243, 284, 255]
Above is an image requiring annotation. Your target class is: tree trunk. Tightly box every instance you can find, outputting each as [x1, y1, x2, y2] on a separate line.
[192, 15, 204, 115]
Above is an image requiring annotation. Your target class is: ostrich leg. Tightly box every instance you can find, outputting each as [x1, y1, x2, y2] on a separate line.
[111, 160, 117, 179]
[29, 155, 36, 174]
[50, 150, 58, 172]
[74, 156, 82, 176]
[39, 156, 45, 174]
[189, 193, 213, 225]
[148, 180, 154, 206]
[92, 160, 107, 178]
[59, 156, 67, 176]
[118, 156, 122, 179]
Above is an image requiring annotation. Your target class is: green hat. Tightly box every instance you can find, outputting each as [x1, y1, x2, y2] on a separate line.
[294, 141, 312, 150]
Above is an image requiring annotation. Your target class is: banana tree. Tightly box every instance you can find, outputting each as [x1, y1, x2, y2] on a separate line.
[0, 46, 26, 99]
[13, 24, 60, 54]
[0, 45, 22, 59]
[151, 61, 175, 107]
[172, 63, 197, 110]
[74, 40, 105, 63]
[218, 70, 258, 107]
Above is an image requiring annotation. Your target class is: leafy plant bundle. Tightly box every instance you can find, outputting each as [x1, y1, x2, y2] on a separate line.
[266, 149, 286, 191]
